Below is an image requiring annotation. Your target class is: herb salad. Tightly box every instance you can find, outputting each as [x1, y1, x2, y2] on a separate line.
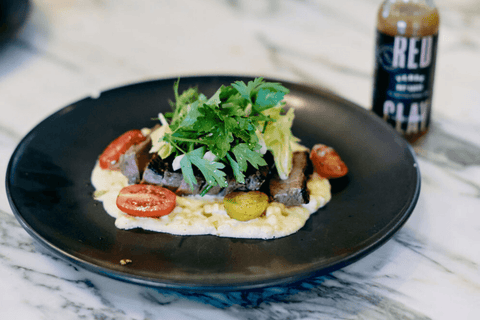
[150, 78, 300, 195]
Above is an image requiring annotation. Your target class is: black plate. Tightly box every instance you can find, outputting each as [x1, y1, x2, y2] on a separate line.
[6, 75, 420, 291]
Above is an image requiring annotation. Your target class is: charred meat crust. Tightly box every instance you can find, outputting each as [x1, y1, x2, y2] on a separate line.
[142, 153, 184, 190]
[119, 133, 154, 184]
[142, 153, 270, 196]
[123, 129, 312, 205]
[268, 151, 312, 206]
[222, 165, 270, 195]
[140, 150, 312, 206]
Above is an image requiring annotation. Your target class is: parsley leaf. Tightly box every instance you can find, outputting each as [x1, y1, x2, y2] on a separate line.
[160, 77, 291, 192]
[231, 143, 267, 171]
[168, 80, 201, 130]
[180, 147, 227, 190]
[254, 89, 287, 112]
[231, 78, 262, 101]
[226, 153, 245, 184]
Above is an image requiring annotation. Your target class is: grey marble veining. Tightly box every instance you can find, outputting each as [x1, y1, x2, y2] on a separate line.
[1, 0, 480, 319]
[2, 199, 477, 320]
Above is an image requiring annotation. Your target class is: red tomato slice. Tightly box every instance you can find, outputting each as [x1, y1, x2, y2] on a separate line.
[310, 144, 348, 179]
[99, 130, 146, 169]
[116, 184, 176, 217]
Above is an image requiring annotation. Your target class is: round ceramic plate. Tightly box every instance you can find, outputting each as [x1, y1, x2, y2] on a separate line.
[6, 75, 420, 291]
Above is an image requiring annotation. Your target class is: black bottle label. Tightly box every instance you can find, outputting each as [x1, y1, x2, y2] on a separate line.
[372, 31, 438, 135]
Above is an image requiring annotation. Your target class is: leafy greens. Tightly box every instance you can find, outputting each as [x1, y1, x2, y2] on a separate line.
[153, 78, 296, 194]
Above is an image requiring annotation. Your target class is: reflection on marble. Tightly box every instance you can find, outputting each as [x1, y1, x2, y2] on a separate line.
[1, 0, 480, 319]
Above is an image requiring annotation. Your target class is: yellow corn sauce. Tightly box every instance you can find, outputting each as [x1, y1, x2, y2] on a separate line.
[91, 163, 331, 239]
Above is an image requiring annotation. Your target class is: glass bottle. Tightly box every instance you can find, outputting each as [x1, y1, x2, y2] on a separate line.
[372, 0, 440, 143]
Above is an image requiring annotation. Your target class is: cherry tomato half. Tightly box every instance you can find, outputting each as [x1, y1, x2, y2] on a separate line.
[116, 184, 176, 217]
[310, 144, 348, 179]
[99, 130, 146, 169]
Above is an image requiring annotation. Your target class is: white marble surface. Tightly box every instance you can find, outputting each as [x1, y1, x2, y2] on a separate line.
[1, 0, 480, 319]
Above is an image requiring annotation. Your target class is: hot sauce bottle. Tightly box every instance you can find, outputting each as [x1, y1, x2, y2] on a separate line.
[372, 0, 440, 143]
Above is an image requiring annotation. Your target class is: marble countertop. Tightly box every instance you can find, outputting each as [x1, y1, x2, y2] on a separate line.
[1, 0, 479, 319]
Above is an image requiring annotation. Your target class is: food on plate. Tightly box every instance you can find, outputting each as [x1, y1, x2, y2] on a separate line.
[99, 130, 146, 170]
[310, 144, 348, 179]
[223, 191, 269, 221]
[91, 78, 348, 239]
[116, 184, 176, 217]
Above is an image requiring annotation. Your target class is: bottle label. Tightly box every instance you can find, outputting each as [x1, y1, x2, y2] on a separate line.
[372, 31, 438, 135]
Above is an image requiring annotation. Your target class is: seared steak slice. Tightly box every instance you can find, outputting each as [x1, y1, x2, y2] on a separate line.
[175, 176, 205, 196]
[176, 164, 270, 197]
[142, 154, 183, 190]
[243, 165, 270, 190]
[200, 183, 225, 196]
[119, 135, 153, 184]
[224, 165, 269, 194]
[142, 149, 272, 197]
[143, 153, 226, 196]
[268, 151, 312, 206]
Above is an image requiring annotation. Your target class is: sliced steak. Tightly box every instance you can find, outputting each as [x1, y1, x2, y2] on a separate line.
[268, 151, 312, 206]
[175, 176, 206, 196]
[243, 165, 270, 190]
[119, 134, 154, 184]
[224, 165, 270, 194]
[176, 165, 270, 197]
[200, 182, 225, 196]
[142, 154, 183, 190]
[143, 153, 224, 196]
[142, 149, 272, 197]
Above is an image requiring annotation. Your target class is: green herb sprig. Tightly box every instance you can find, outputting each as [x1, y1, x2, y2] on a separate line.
[161, 78, 290, 194]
